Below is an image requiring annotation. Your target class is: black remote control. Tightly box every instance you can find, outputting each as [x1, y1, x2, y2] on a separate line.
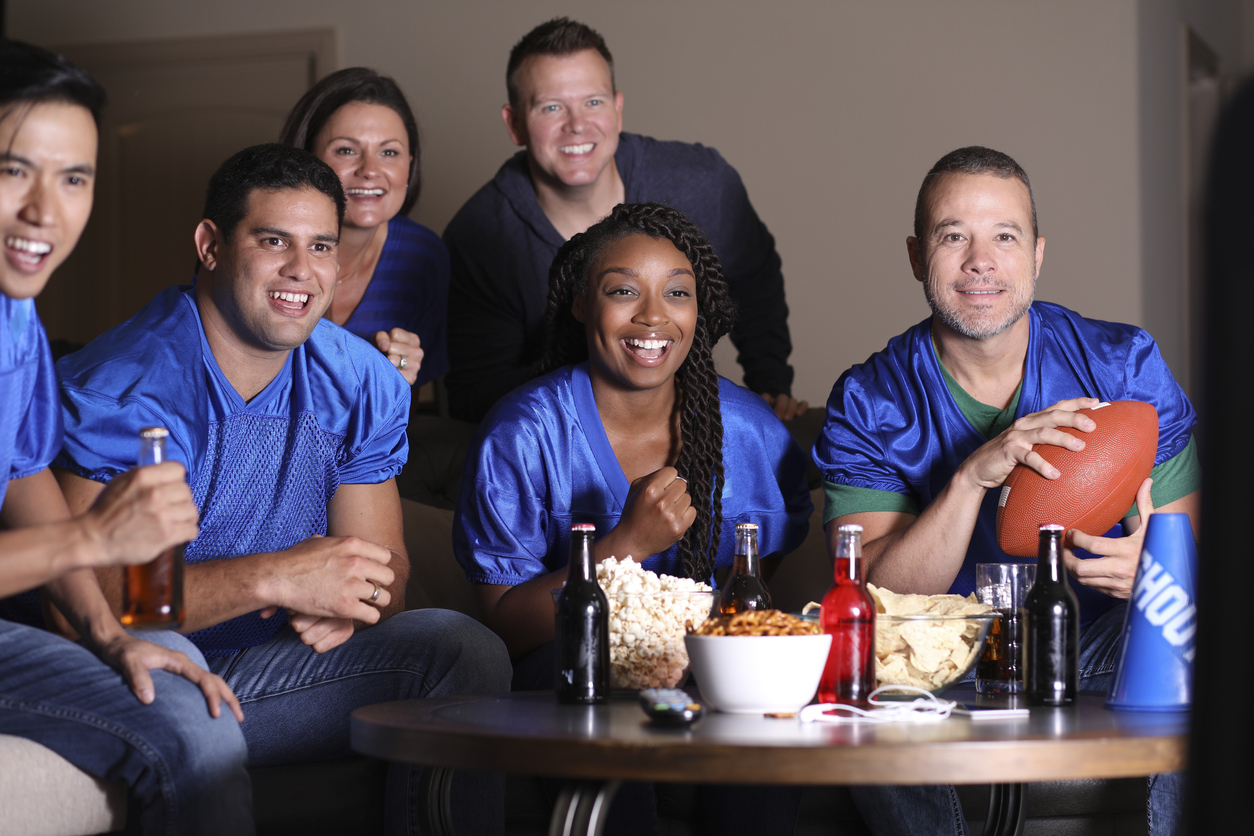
[639, 688, 704, 727]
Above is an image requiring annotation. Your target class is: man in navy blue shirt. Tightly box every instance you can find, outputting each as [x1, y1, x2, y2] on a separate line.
[444, 17, 805, 423]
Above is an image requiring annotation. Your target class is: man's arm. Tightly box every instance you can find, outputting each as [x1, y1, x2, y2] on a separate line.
[443, 222, 542, 422]
[286, 480, 410, 653]
[712, 162, 796, 406]
[831, 399, 1100, 594]
[57, 471, 397, 645]
[3, 467, 239, 719]
[0, 465, 197, 597]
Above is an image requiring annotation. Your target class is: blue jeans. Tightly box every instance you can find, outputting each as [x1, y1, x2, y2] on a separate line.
[205, 608, 513, 836]
[0, 620, 253, 836]
[849, 602, 1181, 836]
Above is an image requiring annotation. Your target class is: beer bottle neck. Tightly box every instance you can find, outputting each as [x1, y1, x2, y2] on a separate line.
[833, 531, 864, 583]
[567, 532, 596, 583]
[733, 530, 760, 577]
[1037, 530, 1067, 584]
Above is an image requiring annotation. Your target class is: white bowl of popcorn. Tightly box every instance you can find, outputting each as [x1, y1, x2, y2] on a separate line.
[596, 558, 716, 690]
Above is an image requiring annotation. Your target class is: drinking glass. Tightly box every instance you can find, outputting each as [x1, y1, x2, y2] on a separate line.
[975, 563, 1036, 694]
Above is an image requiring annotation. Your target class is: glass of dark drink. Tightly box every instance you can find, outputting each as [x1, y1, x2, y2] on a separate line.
[974, 563, 1035, 694]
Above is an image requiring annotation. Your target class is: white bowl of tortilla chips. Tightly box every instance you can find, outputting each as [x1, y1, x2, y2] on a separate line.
[869, 583, 998, 695]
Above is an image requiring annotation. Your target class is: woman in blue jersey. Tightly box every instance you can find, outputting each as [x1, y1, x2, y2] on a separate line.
[280, 68, 448, 389]
[455, 202, 812, 661]
[455, 202, 810, 835]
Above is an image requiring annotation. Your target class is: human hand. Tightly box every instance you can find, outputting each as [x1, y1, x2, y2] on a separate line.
[80, 462, 199, 568]
[762, 392, 810, 421]
[287, 613, 356, 653]
[268, 535, 394, 623]
[611, 467, 696, 559]
[95, 632, 243, 721]
[1065, 477, 1154, 599]
[959, 398, 1101, 491]
[375, 328, 423, 386]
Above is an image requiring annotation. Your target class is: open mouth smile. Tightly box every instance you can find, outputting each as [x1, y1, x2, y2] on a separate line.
[622, 336, 674, 365]
[560, 143, 595, 155]
[268, 290, 310, 315]
[345, 188, 385, 197]
[5, 235, 53, 271]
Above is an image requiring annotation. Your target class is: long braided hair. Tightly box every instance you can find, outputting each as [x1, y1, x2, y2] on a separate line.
[541, 203, 736, 581]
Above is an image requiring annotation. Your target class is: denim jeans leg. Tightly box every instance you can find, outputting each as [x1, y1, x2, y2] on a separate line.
[0, 621, 253, 836]
[207, 608, 512, 836]
[849, 784, 969, 836]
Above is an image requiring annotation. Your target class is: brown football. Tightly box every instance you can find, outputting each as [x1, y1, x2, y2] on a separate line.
[995, 400, 1159, 557]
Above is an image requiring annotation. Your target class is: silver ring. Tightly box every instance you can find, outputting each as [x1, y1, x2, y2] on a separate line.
[369, 582, 381, 603]
[398, 355, 407, 370]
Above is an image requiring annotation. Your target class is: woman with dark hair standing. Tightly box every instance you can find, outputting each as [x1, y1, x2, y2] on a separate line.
[455, 202, 811, 660]
[280, 67, 448, 389]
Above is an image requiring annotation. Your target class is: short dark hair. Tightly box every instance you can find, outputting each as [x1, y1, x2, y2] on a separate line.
[278, 67, 423, 216]
[0, 38, 105, 126]
[202, 143, 346, 241]
[507, 17, 614, 109]
[913, 146, 1038, 242]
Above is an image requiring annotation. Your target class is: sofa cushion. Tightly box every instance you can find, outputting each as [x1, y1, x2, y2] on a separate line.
[0, 734, 125, 836]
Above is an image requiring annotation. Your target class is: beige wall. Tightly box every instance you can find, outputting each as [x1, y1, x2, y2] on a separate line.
[9, 0, 1240, 404]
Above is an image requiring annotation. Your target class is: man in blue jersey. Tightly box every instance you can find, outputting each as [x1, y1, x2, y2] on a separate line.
[53, 143, 511, 835]
[444, 17, 806, 423]
[814, 146, 1196, 835]
[0, 38, 252, 835]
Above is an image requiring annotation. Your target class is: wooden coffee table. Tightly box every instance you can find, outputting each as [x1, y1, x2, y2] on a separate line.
[351, 689, 1187, 836]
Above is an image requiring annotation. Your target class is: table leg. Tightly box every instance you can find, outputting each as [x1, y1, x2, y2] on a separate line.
[549, 780, 623, 836]
[418, 766, 456, 836]
[982, 783, 1028, 836]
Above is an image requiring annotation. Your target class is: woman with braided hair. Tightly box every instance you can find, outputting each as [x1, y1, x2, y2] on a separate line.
[454, 202, 810, 661]
[454, 202, 810, 835]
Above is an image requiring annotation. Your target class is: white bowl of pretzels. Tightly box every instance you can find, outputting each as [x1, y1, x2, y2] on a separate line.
[684, 610, 832, 715]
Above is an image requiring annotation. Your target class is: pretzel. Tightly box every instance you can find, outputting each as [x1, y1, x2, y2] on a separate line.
[693, 609, 821, 636]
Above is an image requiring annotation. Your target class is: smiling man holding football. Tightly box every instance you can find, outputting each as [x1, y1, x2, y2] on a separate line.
[813, 145, 1197, 836]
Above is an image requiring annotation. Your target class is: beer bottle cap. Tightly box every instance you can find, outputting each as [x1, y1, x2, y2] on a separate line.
[139, 427, 170, 439]
[735, 522, 759, 532]
[571, 523, 596, 533]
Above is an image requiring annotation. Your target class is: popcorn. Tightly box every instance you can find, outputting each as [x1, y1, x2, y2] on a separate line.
[596, 557, 714, 689]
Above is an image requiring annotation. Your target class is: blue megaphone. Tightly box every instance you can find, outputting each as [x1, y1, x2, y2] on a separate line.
[1106, 513, 1197, 712]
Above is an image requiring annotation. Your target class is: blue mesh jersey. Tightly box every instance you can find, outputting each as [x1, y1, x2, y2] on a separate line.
[342, 215, 450, 389]
[54, 286, 410, 656]
[0, 294, 61, 510]
[814, 301, 1198, 625]
[454, 363, 812, 586]
[0, 295, 63, 624]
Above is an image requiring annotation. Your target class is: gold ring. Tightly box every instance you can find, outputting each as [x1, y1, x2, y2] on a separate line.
[369, 582, 381, 603]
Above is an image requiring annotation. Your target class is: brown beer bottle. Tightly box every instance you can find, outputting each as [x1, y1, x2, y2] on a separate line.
[121, 428, 186, 629]
[554, 523, 610, 704]
[718, 522, 772, 614]
[1024, 524, 1079, 706]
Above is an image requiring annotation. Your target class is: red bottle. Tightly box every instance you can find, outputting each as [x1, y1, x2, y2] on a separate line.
[818, 524, 876, 704]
